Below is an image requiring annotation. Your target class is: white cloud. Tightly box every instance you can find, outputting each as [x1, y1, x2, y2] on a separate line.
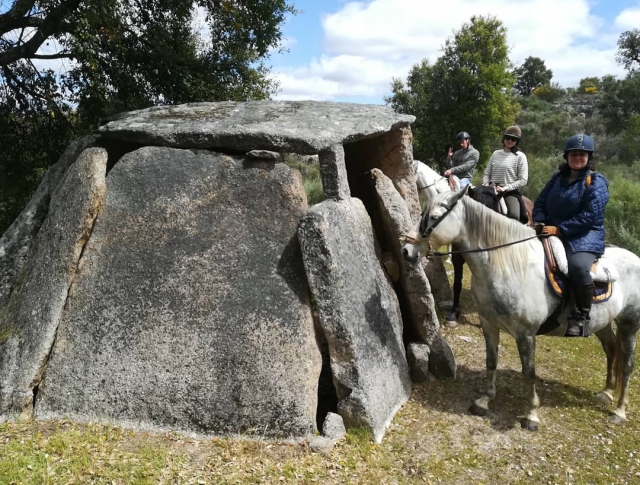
[615, 7, 640, 30]
[273, 0, 628, 102]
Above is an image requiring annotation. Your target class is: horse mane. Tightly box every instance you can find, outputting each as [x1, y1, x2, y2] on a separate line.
[461, 195, 535, 279]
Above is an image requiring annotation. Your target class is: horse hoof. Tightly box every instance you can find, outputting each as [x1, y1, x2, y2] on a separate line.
[521, 418, 539, 432]
[609, 413, 627, 425]
[595, 392, 613, 405]
[445, 312, 459, 325]
[469, 403, 488, 417]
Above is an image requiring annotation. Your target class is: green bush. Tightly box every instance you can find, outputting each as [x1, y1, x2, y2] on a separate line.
[598, 164, 640, 254]
[283, 154, 324, 206]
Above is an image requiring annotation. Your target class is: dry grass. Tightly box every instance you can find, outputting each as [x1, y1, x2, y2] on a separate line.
[2, 265, 640, 484]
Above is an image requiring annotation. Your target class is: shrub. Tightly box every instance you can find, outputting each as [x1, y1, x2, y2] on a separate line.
[532, 83, 565, 102]
[283, 154, 324, 206]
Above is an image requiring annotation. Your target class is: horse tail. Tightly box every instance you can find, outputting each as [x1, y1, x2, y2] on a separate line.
[614, 325, 624, 394]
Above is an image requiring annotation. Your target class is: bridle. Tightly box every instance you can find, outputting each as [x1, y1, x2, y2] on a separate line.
[409, 192, 540, 256]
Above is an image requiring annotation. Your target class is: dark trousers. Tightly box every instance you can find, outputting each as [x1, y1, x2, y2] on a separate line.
[566, 251, 598, 286]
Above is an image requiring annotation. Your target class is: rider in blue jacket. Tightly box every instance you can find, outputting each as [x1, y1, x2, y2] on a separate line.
[532, 134, 609, 337]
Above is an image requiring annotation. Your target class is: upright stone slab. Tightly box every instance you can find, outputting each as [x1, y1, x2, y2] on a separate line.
[371, 169, 456, 379]
[298, 198, 411, 443]
[0, 148, 107, 417]
[36, 147, 322, 437]
[0, 136, 98, 307]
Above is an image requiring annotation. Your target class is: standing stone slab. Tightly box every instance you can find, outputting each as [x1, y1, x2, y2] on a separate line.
[0, 148, 108, 417]
[0, 136, 98, 308]
[298, 198, 410, 443]
[371, 169, 456, 379]
[36, 147, 322, 437]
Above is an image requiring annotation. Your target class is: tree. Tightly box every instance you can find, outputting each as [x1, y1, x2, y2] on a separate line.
[598, 74, 640, 134]
[0, 0, 295, 231]
[514, 56, 552, 96]
[386, 16, 518, 168]
[616, 29, 640, 72]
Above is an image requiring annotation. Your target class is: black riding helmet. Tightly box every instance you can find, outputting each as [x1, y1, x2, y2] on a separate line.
[456, 131, 471, 143]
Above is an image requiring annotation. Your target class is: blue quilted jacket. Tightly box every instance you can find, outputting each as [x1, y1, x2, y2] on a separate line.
[532, 168, 609, 255]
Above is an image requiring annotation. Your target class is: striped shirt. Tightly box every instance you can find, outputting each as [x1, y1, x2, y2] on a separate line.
[483, 149, 529, 192]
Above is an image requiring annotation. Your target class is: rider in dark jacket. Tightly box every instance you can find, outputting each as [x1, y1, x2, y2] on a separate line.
[532, 134, 609, 337]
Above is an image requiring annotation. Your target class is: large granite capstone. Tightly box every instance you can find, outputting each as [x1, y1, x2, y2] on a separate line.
[98, 101, 415, 155]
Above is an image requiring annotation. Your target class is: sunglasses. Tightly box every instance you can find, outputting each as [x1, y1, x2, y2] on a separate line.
[504, 135, 519, 142]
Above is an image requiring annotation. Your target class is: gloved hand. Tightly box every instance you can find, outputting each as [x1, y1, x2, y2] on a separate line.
[540, 225, 560, 236]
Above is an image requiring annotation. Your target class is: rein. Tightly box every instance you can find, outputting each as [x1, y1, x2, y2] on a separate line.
[427, 235, 541, 257]
[417, 176, 447, 192]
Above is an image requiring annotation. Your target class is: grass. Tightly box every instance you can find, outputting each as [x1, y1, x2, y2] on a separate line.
[2, 265, 640, 484]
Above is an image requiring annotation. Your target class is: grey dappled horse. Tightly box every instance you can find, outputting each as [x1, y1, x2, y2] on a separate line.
[401, 188, 640, 431]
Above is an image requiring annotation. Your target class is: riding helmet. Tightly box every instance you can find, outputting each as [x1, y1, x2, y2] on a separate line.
[503, 125, 522, 139]
[455, 131, 471, 142]
[563, 134, 595, 160]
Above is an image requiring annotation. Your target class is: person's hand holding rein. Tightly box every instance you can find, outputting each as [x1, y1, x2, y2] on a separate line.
[540, 226, 560, 236]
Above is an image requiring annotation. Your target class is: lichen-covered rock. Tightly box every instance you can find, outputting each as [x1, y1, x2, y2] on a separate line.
[35, 147, 321, 437]
[298, 198, 410, 443]
[322, 412, 347, 440]
[407, 343, 430, 382]
[0, 148, 107, 417]
[0, 136, 98, 308]
[98, 101, 415, 155]
[370, 168, 456, 380]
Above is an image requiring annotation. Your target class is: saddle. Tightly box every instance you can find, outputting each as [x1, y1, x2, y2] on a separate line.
[541, 235, 616, 302]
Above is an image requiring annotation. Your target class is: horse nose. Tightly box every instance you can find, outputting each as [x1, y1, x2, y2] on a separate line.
[402, 247, 415, 263]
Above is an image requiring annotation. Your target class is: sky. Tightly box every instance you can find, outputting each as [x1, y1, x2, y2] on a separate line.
[269, 0, 640, 104]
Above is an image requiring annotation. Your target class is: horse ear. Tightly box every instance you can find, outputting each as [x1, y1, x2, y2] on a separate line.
[442, 185, 468, 208]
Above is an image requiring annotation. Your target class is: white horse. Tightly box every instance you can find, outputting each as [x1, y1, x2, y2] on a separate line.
[413, 160, 457, 209]
[401, 188, 640, 431]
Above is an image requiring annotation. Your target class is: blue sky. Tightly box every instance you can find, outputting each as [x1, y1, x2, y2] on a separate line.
[269, 0, 640, 104]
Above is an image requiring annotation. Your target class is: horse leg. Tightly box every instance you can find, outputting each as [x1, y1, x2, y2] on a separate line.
[446, 253, 464, 325]
[594, 324, 616, 405]
[469, 321, 499, 417]
[610, 324, 637, 425]
[515, 333, 540, 431]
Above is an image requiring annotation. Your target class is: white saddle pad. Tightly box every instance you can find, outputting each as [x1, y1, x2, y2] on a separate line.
[548, 236, 618, 282]
[498, 198, 508, 216]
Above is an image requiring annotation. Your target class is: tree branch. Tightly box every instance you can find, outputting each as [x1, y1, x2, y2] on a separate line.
[0, 0, 38, 33]
[0, 0, 82, 66]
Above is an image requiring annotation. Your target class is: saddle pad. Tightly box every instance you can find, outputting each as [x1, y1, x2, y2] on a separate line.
[544, 259, 613, 303]
[498, 198, 508, 216]
[547, 236, 618, 283]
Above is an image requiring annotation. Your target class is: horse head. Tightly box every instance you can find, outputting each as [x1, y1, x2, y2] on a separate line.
[401, 187, 468, 264]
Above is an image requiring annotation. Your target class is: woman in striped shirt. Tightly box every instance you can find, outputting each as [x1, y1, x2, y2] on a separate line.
[483, 125, 529, 221]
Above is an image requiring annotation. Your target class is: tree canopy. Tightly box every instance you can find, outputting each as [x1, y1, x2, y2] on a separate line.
[386, 16, 518, 167]
[616, 29, 640, 72]
[0, 0, 294, 231]
[514, 56, 552, 96]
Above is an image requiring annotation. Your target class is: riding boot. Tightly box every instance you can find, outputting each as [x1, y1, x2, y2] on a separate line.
[565, 283, 594, 337]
